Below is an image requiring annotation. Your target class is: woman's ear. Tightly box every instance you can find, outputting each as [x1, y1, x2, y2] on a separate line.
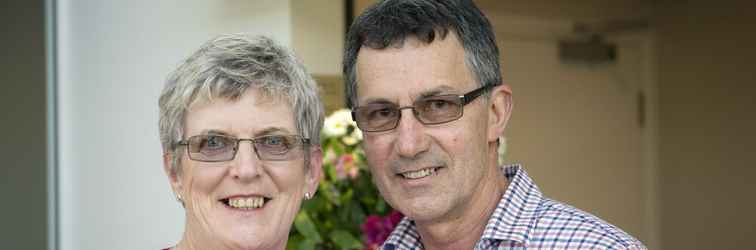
[163, 152, 183, 195]
[305, 147, 324, 197]
[487, 84, 513, 142]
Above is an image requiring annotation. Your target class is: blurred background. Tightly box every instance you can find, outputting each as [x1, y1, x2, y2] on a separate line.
[1, 0, 754, 249]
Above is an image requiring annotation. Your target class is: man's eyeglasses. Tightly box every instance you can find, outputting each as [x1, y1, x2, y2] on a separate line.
[351, 84, 494, 132]
[175, 134, 310, 162]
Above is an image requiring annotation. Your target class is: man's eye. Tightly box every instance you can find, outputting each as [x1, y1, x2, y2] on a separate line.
[369, 107, 396, 119]
[428, 100, 450, 110]
[422, 98, 456, 113]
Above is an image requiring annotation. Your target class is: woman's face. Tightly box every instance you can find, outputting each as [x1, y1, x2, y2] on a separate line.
[165, 88, 321, 250]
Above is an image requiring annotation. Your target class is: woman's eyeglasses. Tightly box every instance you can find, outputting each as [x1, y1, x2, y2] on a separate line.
[175, 134, 310, 162]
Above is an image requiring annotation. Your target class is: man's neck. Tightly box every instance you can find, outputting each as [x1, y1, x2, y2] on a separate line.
[414, 164, 509, 250]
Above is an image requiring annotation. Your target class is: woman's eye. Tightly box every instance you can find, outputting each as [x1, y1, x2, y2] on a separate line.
[265, 136, 282, 145]
[263, 136, 290, 148]
[202, 136, 226, 149]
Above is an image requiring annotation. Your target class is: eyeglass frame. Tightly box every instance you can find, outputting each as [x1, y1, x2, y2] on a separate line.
[174, 134, 311, 163]
[351, 84, 496, 132]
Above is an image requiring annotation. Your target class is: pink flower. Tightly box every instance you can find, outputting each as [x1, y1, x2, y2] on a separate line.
[348, 165, 360, 179]
[335, 154, 356, 180]
[387, 210, 403, 225]
[334, 159, 346, 180]
[361, 211, 404, 249]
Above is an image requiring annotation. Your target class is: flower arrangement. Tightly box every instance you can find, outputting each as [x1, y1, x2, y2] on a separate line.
[288, 109, 401, 250]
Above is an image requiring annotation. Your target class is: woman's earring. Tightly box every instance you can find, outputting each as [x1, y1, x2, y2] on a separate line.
[304, 192, 312, 200]
[176, 194, 185, 207]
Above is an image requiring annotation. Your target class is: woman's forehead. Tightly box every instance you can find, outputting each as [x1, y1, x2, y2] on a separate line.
[184, 89, 296, 137]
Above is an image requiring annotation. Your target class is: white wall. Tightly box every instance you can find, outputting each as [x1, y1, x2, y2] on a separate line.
[56, 1, 292, 249]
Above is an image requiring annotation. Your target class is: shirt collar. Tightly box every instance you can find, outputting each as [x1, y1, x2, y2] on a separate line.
[382, 164, 543, 249]
[381, 218, 421, 250]
[480, 164, 542, 244]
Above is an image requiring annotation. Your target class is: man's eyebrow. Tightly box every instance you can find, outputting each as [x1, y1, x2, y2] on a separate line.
[360, 97, 395, 106]
[418, 85, 457, 98]
[358, 85, 459, 105]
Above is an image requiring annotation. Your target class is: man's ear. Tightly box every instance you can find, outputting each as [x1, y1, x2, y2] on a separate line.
[163, 152, 182, 195]
[487, 84, 513, 142]
[305, 147, 324, 197]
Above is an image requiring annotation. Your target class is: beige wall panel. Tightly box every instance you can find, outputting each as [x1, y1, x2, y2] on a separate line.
[656, 1, 756, 249]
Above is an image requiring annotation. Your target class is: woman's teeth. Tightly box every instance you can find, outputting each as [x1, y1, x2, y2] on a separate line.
[228, 197, 265, 209]
[401, 168, 437, 179]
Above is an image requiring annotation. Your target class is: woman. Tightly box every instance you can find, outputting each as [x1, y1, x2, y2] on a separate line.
[158, 34, 324, 250]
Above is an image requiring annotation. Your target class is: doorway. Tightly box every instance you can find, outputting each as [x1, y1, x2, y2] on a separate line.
[497, 25, 656, 246]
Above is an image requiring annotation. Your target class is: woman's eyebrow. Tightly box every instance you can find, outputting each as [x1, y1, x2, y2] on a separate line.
[255, 127, 292, 136]
[199, 129, 230, 136]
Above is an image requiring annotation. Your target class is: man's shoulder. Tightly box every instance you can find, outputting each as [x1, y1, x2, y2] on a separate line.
[523, 198, 645, 249]
[493, 165, 645, 249]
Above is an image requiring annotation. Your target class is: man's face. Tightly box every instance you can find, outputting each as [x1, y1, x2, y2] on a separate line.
[355, 33, 493, 223]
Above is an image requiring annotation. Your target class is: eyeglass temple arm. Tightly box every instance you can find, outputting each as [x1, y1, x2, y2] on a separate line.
[462, 84, 494, 104]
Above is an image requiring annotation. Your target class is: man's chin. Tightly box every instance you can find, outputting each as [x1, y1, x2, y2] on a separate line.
[394, 197, 450, 223]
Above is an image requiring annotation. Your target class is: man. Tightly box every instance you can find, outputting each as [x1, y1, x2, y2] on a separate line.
[343, 0, 646, 249]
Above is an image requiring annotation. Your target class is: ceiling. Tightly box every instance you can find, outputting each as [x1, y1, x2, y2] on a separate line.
[474, 0, 652, 23]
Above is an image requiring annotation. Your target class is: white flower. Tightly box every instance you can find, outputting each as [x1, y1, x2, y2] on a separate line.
[353, 126, 363, 141]
[323, 109, 354, 137]
[342, 134, 359, 146]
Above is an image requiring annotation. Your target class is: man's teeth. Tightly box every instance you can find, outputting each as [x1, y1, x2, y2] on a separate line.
[401, 168, 437, 179]
[228, 197, 265, 209]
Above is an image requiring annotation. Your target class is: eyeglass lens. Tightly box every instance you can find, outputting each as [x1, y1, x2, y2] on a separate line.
[353, 84, 493, 132]
[184, 134, 307, 162]
[353, 95, 463, 132]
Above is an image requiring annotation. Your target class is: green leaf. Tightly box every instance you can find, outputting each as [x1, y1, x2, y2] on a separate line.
[329, 230, 363, 250]
[298, 239, 317, 250]
[286, 235, 303, 250]
[349, 202, 367, 227]
[321, 182, 342, 206]
[341, 189, 354, 203]
[326, 163, 339, 182]
[332, 143, 345, 155]
[376, 198, 387, 214]
[294, 212, 322, 243]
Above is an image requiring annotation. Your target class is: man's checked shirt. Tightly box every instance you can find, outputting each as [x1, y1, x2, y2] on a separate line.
[381, 165, 646, 250]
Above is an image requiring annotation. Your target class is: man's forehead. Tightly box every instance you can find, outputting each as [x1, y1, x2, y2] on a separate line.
[353, 32, 472, 105]
[357, 84, 463, 106]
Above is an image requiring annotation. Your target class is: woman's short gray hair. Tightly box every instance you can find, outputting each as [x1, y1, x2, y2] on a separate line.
[159, 34, 324, 174]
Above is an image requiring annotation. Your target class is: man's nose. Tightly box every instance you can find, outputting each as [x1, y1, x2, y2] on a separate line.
[394, 108, 430, 158]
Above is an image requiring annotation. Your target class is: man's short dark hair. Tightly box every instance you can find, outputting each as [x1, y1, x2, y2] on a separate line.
[343, 0, 501, 108]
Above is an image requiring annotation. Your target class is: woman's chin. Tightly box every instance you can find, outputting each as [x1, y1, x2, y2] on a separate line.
[224, 233, 285, 250]
[212, 216, 288, 249]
